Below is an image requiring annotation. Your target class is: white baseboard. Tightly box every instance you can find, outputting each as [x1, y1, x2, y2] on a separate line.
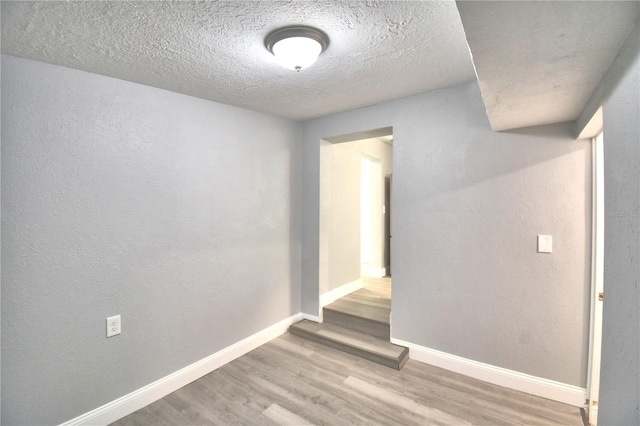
[61, 313, 303, 426]
[391, 338, 586, 407]
[301, 312, 320, 322]
[319, 279, 363, 308]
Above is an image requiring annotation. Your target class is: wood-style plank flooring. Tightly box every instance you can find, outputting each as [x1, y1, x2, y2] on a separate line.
[320, 276, 393, 342]
[112, 331, 582, 425]
[325, 276, 391, 325]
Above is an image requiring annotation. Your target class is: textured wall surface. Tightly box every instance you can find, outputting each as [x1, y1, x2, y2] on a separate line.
[457, 1, 639, 131]
[597, 21, 640, 425]
[302, 82, 591, 387]
[1, 55, 302, 425]
[0, 1, 475, 121]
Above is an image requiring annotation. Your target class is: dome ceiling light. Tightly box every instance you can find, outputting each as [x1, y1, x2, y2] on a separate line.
[265, 26, 330, 72]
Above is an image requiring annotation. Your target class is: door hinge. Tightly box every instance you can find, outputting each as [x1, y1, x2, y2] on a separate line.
[598, 293, 604, 301]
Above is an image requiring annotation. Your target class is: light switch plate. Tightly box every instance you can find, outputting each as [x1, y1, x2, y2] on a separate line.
[538, 235, 552, 253]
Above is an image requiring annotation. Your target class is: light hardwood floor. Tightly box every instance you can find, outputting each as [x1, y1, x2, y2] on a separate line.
[325, 276, 391, 325]
[112, 331, 583, 425]
[320, 276, 393, 342]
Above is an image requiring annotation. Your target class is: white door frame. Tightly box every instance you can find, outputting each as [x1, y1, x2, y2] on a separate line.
[586, 132, 604, 425]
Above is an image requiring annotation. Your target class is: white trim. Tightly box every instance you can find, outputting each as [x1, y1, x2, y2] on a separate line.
[577, 106, 603, 140]
[590, 406, 599, 426]
[391, 338, 586, 407]
[301, 312, 320, 322]
[587, 132, 605, 425]
[319, 279, 362, 308]
[60, 313, 303, 426]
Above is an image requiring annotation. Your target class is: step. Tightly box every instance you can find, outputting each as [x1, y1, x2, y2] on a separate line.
[323, 307, 390, 340]
[289, 320, 409, 370]
[323, 289, 390, 340]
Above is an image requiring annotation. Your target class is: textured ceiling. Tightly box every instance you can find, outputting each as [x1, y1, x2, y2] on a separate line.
[457, 1, 640, 131]
[1, 1, 477, 121]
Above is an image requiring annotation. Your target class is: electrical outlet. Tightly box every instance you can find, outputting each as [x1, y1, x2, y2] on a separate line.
[106, 315, 121, 338]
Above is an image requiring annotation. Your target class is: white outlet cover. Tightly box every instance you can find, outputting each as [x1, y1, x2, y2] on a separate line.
[538, 235, 553, 253]
[106, 315, 121, 338]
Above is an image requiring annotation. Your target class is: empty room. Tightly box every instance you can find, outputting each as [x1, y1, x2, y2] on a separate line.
[1, 1, 638, 425]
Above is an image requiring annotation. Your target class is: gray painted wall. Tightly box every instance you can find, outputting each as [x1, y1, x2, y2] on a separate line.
[580, 20, 639, 425]
[1, 55, 302, 425]
[302, 82, 591, 387]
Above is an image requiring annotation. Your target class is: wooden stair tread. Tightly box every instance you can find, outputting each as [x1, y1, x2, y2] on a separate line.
[324, 287, 391, 325]
[322, 306, 390, 340]
[338, 292, 390, 310]
[324, 297, 390, 325]
[289, 320, 408, 370]
[323, 280, 391, 339]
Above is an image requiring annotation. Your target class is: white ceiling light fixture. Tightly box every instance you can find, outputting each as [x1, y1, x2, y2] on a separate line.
[265, 26, 330, 72]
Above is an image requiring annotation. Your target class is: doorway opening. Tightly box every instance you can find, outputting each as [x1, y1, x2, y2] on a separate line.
[291, 125, 406, 369]
[318, 127, 393, 321]
[361, 154, 387, 278]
